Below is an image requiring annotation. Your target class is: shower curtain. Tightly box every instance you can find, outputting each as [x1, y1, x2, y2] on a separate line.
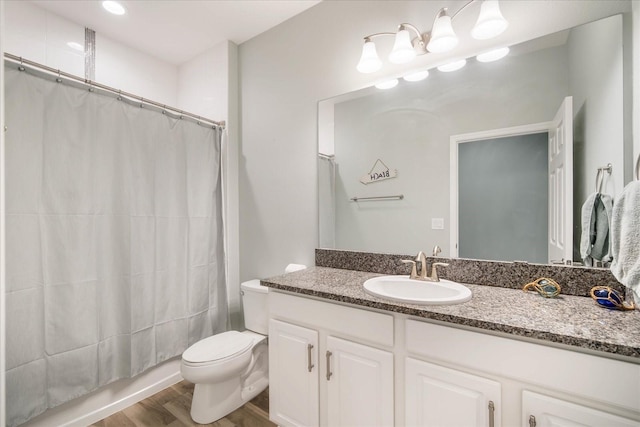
[4, 65, 229, 426]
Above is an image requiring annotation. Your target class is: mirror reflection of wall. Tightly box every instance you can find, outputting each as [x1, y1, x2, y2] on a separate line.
[318, 13, 628, 265]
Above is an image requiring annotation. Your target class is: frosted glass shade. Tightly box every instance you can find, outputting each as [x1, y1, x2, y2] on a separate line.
[375, 79, 399, 89]
[427, 13, 458, 53]
[471, 0, 508, 40]
[357, 40, 382, 73]
[389, 29, 416, 64]
[437, 59, 466, 72]
[403, 70, 429, 82]
[476, 47, 509, 62]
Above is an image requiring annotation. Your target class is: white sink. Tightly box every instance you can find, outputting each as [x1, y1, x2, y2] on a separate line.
[363, 275, 472, 306]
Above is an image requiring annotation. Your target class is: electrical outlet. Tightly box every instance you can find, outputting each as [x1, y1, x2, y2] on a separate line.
[431, 218, 444, 230]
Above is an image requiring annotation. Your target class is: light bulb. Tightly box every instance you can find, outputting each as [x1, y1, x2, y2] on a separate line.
[437, 59, 467, 72]
[476, 47, 510, 63]
[375, 79, 399, 90]
[403, 70, 429, 82]
[389, 29, 416, 64]
[427, 10, 458, 53]
[471, 0, 508, 40]
[356, 40, 382, 74]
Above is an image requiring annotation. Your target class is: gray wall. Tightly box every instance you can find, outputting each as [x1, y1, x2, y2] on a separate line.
[459, 133, 549, 263]
[568, 14, 624, 260]
[331, 46, 568, 256]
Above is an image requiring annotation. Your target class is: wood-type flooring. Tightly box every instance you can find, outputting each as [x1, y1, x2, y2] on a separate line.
[91, 381, 275, 427]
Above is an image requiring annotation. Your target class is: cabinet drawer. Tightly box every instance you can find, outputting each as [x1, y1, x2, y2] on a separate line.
[269, 291, 394, 347]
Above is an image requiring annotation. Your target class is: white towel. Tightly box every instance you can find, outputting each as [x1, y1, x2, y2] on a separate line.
[580, 193, 613, 266]
[610, 181, 640, 303]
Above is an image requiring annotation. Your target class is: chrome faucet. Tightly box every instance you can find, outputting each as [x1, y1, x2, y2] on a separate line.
[402, 251, 449, 282]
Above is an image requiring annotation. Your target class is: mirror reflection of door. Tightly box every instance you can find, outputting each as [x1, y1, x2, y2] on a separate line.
[457, 132, 549, 263]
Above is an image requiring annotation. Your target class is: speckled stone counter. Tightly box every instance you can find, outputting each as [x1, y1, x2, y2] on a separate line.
[261, 266, 640, 361]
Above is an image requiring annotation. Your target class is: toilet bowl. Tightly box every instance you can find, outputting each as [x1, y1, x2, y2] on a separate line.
[180, 280, 269, 424]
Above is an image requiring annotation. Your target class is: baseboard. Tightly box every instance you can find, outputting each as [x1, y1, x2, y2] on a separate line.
[23, 358, 183, 427]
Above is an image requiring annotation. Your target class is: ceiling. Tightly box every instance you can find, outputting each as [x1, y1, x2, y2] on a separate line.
[30, 0, 321, 65]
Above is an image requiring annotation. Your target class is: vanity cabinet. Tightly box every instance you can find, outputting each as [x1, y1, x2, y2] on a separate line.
[268, 292, 395, 427]
[268, 290, 640, 427]
[405, 358, 501, 427]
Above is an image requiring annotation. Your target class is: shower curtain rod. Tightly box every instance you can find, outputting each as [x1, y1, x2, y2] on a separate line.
[4, 52, 225, 129]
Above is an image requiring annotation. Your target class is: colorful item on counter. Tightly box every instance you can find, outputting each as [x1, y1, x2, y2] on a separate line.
[589, 286, 636, 311]
[522, 278, 561, 298]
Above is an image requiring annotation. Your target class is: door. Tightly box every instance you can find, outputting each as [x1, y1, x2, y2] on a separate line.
[523, 391, 640, 427]
[405, 358, 501, 427]
[548, 96, 573, 264]
[326, 336, 394, 427]
[269, 319, 319, 427]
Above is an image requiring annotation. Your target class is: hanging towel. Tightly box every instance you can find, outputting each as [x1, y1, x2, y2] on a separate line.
[610, 180, 640, 303]
[580, 193, 613, 266]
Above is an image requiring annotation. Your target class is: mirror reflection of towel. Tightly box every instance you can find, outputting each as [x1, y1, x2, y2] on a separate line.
[580, 193, 613, 266]
[611, 181, 640, 303]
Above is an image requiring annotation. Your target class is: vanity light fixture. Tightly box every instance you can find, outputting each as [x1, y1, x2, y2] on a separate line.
[375, 79, 399, 89]
[356, 0, 508, 73]
[437, 59, 467, 72]
[403, 70, 430, 82]
[102, 0, 126, 15]
[476, 46, 510, 62]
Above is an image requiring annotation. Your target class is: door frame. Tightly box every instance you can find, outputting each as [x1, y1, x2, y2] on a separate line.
[449, 122, 552, 258]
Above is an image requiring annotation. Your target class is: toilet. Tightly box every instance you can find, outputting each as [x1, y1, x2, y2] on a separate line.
[181, 279, 269, 424]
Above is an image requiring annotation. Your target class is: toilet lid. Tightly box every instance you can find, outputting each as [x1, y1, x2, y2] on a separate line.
[183, 331, 253, 364]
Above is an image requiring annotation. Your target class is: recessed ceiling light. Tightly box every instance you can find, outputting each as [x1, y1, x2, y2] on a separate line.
[67, 41, 84, 52]
[437, 59, 467, 72]
[403, 70, 429, 82]
[476, 47, 510, 63]
[102, 1, 126, 15]
[375, 79, 399, 90]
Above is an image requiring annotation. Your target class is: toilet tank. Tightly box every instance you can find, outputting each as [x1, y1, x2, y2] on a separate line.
[241, 280, 269, 334]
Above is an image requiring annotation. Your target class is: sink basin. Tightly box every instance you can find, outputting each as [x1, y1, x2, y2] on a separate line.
[363, 275, 472, 306]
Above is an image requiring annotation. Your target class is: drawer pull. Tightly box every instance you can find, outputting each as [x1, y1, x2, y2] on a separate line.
[529, 415, 536, 427]
[488, 401, 495, 427]
[307, 344, 314, 372]
[326, 351, 333, 380]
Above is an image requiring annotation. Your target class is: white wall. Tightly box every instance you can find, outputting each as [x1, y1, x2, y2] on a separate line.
[4, 0, 178, 106]
[238, 0, 632, 280]
[177, 41, 242, 328]
[1, 1, 6, 424]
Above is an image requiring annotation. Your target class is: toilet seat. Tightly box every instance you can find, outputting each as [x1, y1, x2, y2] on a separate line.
[183, 331, 253, 366]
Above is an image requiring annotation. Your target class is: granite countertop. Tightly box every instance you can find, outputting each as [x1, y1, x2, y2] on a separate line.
[262, 266, 640, 361]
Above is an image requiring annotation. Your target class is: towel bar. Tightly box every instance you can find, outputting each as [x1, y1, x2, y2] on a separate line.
[350, 194, 404, 202]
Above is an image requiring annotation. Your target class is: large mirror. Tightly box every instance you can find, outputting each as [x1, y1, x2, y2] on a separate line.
[318, 13, 632, 265]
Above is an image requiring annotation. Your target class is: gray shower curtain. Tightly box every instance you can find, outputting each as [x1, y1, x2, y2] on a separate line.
[4, 65, 228, 426]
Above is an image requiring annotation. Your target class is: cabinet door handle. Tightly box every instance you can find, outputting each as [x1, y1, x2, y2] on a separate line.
[326, 351, 333, 381]
[529, 415, 536, 427]
[488, 401, 495, 427]
[307, 344, 314, 372]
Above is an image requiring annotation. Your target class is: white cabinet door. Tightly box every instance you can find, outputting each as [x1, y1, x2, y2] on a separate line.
[269, 319, 319, 427]
[326, 336, 394, 427]
[523, 391, 640, 427]
[405, 358, 501, 427]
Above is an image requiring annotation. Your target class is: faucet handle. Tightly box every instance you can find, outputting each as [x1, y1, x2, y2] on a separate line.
[402, 259, 418, 280]
[430, 262, 449, 282]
